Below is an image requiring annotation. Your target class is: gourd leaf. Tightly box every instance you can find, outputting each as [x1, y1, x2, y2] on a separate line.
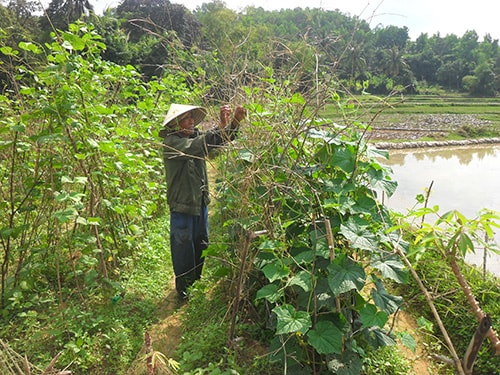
[371, 255, 408, 283]
[262, 263, 289, 282]
[360, 304, 388, 328]
[332, 148, 355, 173]
[256, 284, 283, 303]
[287, 270, 312, 292]
[327, 255, 366, 295]
[397, 331, 417, 354]
[273, 304, 311, 335]
[371, 277, 403, 314]
[340, 217, 378, 251]
[307, 321, 343, 354]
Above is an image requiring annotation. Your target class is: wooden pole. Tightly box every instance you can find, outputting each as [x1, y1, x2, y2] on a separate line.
[463, 316, 492, 375]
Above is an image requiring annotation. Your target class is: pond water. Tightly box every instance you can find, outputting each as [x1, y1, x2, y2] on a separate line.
[379, 144, 500, 276]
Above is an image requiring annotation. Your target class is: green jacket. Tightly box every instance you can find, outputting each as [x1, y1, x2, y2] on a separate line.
[161, 126, 238, 215]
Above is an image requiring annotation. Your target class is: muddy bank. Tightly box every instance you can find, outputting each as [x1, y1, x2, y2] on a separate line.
[366, 114, 500, 149]
[373, 137, 500, 149]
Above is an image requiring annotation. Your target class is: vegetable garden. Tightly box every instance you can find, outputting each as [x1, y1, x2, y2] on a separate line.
[1, 23, 500, 375]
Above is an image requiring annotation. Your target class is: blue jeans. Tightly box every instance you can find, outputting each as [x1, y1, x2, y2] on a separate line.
[170, 205, 209, 298]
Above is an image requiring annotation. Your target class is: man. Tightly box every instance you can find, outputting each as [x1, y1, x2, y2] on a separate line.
[159, 103, 246, 300]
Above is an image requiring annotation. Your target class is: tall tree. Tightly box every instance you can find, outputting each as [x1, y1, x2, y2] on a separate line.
[1, 2, 42, 91]
[6, 0, 40, 27]
[457, 30, 480, 76]
[40, 0, 94, 31]
[116, 0, 201, 48]
[371, 25, 409, 83]
[406, 34, 441, 84]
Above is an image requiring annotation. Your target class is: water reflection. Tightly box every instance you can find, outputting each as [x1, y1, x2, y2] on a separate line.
[380, 144, 500, 275]
[387, 145, 498, 167]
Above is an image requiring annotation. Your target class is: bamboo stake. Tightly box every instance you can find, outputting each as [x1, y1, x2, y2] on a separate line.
[448, 256, 500, 355]
[463, 315, 492, 374]
[228, 229, 267, 345]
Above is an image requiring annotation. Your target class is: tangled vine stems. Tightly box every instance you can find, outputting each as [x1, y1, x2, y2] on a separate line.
[211, 77, 410, 372]
[213, 73, 500, 373]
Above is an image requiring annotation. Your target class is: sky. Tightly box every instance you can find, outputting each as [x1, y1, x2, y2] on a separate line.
[88, 0, 500, 41]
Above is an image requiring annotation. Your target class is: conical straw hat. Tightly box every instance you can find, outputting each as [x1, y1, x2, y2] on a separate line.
[162, 104, 207, 128]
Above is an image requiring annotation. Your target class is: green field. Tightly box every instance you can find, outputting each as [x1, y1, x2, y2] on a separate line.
[322, 94, 500, 139]
[325, 94, 500, 117]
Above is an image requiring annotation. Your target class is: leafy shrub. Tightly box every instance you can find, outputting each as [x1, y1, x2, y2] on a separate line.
[0, 22, 193, 373]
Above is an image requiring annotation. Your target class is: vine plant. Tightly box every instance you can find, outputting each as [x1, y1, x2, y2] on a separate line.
[213, 77, 411, 373]
[212, 74, 500, 373]
[0, 22, 199, 369]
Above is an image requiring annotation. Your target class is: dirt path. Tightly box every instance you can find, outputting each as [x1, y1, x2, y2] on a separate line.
[394, 311, 433, 374]
[128, 281, 185, 375]
[149, 287, 185, 359]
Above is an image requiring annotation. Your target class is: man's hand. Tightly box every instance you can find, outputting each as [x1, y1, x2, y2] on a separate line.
[233, 106, 247, 123]
[220, 105, 231, 128]
[220, 105, 246, 129]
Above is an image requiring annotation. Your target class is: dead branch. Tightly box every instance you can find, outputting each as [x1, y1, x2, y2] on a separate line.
[228, 229, 268, 346]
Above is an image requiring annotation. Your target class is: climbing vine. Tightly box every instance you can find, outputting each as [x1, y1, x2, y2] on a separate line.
[212, 77, 412, 373]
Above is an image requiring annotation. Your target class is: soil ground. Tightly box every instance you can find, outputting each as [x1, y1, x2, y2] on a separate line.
[393, 311, 433, 374]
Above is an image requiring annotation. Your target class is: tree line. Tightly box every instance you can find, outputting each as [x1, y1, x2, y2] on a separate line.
[2, 1, 500, 373]
[1, 0, 500, 97]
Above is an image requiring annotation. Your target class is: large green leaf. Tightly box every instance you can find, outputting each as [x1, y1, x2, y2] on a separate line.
[258, 239, 285, 251]
[457, 231, 474, 256]
[397, 331, 417, 354]
[328, 352, 363, 375]
[0, 224, 30, 240]
[327, 255, 366, 295]
[237, 149, 255, 163]
[256, 284, 283, 303]
[307, 128, 337, 141]
[340, 217, 379, 251]
[324, 196, 356, 216]
[371, 255, 408, 283]
[273, 304, 312, 335]
[360, 303, 388, 328]
[287, 270, 313, 292]
[307, 321, 343, 354]
[309, 230, 331, 259]
[371, 277, 403, 314]
[363, 326, 395, 349]
[290, 247, 315, 264]
[332, 147, 356, 173]
[53, 208, 78, 223]
[262, 263, 290, 282]
[366, 164, 398, 197]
